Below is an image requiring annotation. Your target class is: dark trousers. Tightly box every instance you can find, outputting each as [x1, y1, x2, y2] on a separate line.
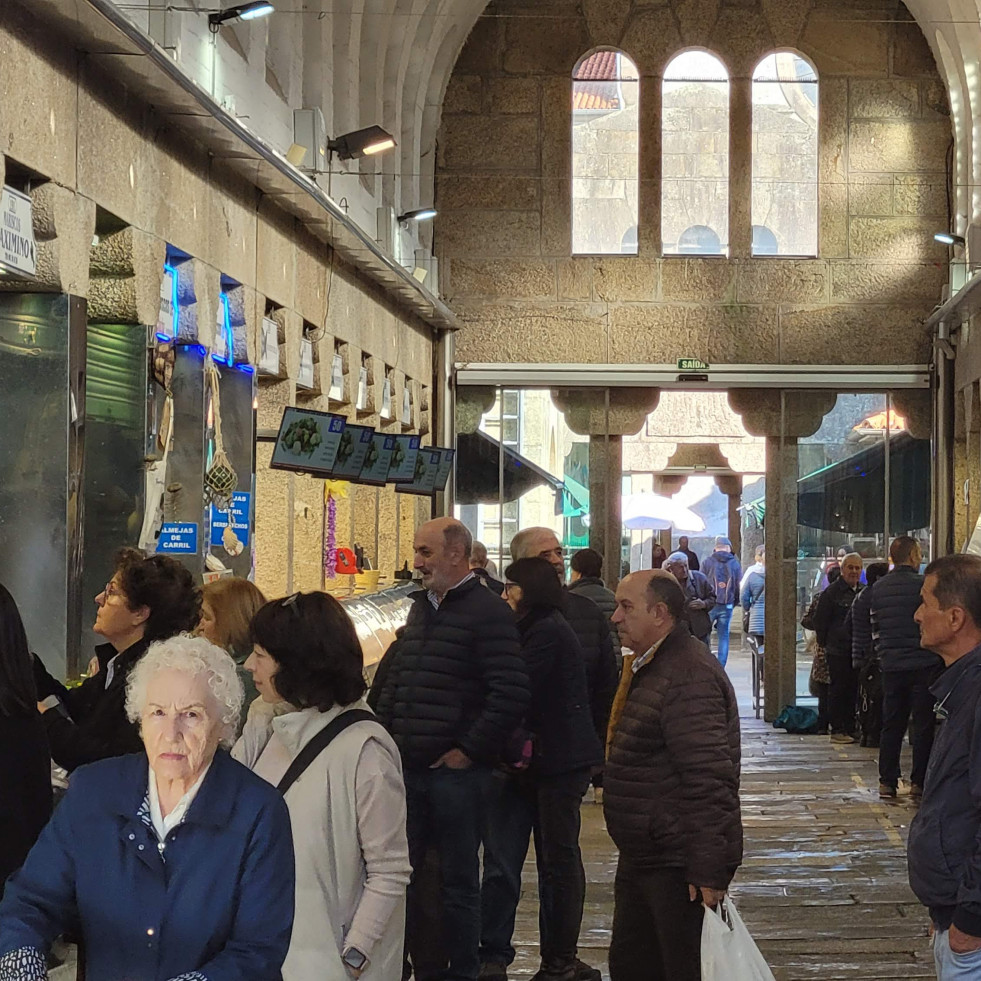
[480, 767, 592, 967]
[609, 861, 704, 981]
[405, 766, 492, 981]
[827, 652, 858, 735]
[814, 681, 830, 733]
[879, 665, 942, 789]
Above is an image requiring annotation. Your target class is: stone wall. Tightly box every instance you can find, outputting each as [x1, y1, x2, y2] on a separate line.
[0, 0, 435, 600]
[436, 0, 950, 367]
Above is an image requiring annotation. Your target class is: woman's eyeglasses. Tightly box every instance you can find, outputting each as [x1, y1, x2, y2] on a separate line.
[503, 583, 517, 593]
[102, 580, 120, 601]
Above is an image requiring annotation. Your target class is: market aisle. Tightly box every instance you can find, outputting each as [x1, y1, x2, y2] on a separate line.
[510, 648, 933, 980]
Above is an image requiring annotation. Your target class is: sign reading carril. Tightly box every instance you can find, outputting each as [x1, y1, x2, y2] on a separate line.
[678, 358, 709, 371]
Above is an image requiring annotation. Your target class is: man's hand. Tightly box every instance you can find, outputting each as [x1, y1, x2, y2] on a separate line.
[948, 924, 981, 954]
[431, 748, 472, 770]
[689, 884, 726, 908]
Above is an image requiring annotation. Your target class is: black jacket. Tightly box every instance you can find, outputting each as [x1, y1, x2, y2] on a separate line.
[604, 624, 742, 888]
[567, 576, 619, 651]
[908, 646, 981, 934]
[681, 547, 700, 573]
[33, 639, 149, 772]
[374, 578, 529, 769]
[847, 585, 875, 668]
[0, 711, 51, 897]
[518, 608, 604, 777]
[681, 570, 716, 639]
[561, 590, 619, 747]
[814, 578, 862, 657]
[871, 567, 943, 673]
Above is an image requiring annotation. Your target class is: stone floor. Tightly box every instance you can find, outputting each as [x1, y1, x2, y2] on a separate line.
[509, 646, 934, 980]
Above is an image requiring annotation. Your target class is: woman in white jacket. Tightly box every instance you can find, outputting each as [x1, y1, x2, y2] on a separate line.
[233, 591, 411, 980]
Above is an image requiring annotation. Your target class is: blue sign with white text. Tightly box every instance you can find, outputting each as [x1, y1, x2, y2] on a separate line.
[157, 523, 198, 554]
[210, 492, 251, 549]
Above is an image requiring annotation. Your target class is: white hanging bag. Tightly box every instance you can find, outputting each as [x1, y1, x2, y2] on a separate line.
[700, 896, 776, 981]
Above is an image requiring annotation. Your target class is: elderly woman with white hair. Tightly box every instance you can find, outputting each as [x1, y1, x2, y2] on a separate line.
[0, 635, 295, 981]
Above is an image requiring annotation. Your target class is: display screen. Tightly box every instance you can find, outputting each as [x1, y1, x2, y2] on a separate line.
[330, 424, 375, 479]
[359, 432, 397, 485]
[434, 447, 454, 491]
[269, 407, 346, 475]
[388, 434, 421, 484]
[396, 447, 443, 496]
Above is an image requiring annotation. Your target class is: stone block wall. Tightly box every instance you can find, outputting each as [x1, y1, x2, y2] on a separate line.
[436, 0, 950, 367]
[0, 1, 436, 601]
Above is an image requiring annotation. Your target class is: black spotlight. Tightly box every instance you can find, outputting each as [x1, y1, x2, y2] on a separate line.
[328, 126, 397, 161]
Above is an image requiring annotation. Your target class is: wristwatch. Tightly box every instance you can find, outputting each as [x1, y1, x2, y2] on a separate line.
[342, 947, 368, 971]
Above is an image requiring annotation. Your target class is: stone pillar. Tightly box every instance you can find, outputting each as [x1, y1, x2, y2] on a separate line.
[589, 435, 623, 586]
[728, 75, 753, 260]
[552, 388, 660, 589]
[715, 474, 743, 558]
[728, 390, 836, 720]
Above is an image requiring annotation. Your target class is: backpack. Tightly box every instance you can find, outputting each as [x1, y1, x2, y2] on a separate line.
[856, 655, 883, 748]
[772, 705, 819, 734]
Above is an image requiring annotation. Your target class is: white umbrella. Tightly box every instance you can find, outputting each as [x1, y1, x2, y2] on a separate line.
[622, 491, 706, 533]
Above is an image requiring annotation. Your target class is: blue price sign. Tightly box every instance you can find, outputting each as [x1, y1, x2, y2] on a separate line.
[157, 523, 198, 554]
[211, 492, 251, 549]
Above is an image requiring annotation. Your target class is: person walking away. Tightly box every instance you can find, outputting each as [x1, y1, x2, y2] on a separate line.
[0, 585, 51, 900]
[871, 537, 944, 800]
[662, 552, 716, 648]
[235, 592, 412, 979]
[740, 545, 765, 593]
[846, 561, 889, 749]
[700, 537, 743, 668]
[568, 548, 618, 651]
[741, 552, 766, 647]
[605, 572, 742, 981]
[506, 528, 617, 981]
[480, 558, 604, 981]
[198, 576, 267, 734]
[677, 536, 699, 572]
[374, 518, 529, 981]
[907, 554, 981, 979]
[813, 553, 864, 743]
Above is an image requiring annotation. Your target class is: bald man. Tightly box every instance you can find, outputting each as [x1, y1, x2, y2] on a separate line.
[605, 572, 742, 981]
[374, 518, 529, 981]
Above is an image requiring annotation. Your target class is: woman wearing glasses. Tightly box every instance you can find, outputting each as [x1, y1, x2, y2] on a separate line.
[481, 557, 603, 981]
[233, 592, 411, 980]
[33, 547, 201, 772]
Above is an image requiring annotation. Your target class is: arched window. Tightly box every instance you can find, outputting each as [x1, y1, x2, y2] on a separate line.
[752, 52, 818, 256]
[572, 50, 640, 255]
[752, 224, 779, 255]
[662, 51, 729, 256]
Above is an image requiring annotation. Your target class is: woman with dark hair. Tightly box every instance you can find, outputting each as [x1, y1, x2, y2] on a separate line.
[480, 557, 604, 981]
[0, 585, 51, 898]
[233, 591, 411, 980]
[33, 547, 201, 771]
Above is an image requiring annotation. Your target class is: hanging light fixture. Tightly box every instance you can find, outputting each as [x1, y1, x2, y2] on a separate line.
[398, 208, 438, 224]
[209, 2, 274, 32]
[328, 126, 397, 161]
[935, 231, 966, 247]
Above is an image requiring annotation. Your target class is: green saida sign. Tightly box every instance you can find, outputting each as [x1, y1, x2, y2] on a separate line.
[677, 358, 709, 370]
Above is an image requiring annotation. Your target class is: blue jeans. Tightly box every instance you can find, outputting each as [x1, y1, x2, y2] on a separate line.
[709, 604, 733, 667]
[934, 928, 981, 979]
[405, 766, 493, 981]
[480, 768, 591, 967]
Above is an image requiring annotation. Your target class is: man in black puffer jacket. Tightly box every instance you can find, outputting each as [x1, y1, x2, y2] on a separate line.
[871, 536, 944, 799]
[375, 518, 528, 981]
[605, 571, 742, 981]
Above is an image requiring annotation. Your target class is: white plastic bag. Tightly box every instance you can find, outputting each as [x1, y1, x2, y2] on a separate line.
[700, 896, 776, 981]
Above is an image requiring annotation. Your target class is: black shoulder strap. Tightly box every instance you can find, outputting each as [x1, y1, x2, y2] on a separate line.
[276, 709, 379, 796]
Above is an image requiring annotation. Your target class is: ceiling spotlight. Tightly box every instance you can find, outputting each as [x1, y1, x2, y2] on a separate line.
[398, 208, 438, 224]
[328, 126, 397, 161]
[209, 2, 274, 31]
[935, 231, 966, 247]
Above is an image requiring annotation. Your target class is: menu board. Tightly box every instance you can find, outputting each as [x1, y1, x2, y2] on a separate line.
[269, 407, 346, 476]
[330, 424, 375, 479]
[359, 432, 397, 485]
[396, 447, 443, 496]
[388, 434, 421, 484]
[434, 447, 455, 492]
